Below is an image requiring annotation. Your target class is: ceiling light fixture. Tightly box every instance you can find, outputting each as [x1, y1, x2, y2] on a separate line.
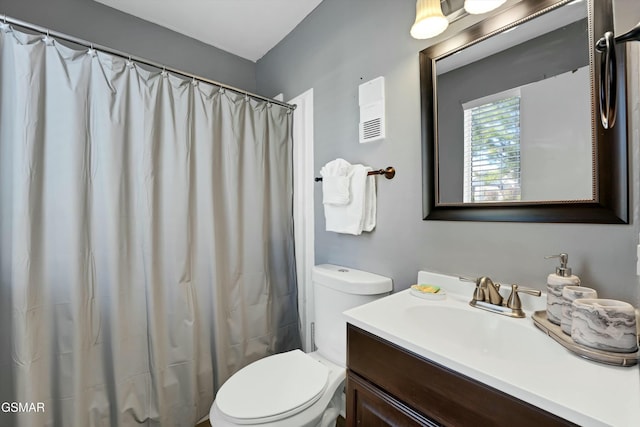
[410, 0, 449, 39]
[464, 0, 507, 15]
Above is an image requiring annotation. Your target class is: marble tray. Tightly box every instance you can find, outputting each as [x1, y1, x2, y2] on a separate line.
[532, 311, 639, 367]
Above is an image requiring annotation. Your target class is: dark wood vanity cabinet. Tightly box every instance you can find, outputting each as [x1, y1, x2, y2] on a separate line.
[347, 372, 438, 427]
[346, 324, 577, 427]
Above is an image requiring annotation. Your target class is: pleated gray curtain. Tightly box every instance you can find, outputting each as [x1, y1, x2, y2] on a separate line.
[0, 23, 300, 427]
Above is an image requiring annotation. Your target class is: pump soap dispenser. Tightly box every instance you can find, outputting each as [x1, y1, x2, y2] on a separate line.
[545, 253, 581, 325]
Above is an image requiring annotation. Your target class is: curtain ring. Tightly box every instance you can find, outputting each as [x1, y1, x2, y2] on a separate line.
[2, 14, 6, 24]
[43, 29, 54, 45]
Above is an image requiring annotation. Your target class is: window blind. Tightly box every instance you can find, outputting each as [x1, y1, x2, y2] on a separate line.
[463, 95, 521, 203]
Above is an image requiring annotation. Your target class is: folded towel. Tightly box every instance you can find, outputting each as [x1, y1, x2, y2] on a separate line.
[323, 163, 376, 235]
[324, 165, 368, 235]
[322, 176, 350, 205]
[320, 159, 352, 205]
[362, 167, 376, 232]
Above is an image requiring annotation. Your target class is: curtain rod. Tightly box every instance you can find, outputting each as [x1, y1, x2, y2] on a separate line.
[0, 14, 296, 111]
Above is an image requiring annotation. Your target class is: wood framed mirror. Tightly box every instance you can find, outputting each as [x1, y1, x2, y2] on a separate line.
[420, 0, 628, 223]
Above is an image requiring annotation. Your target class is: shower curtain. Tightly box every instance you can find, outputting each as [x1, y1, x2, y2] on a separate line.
[0, 23, 300, 427]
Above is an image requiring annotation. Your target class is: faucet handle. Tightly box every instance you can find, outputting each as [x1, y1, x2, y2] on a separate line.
[506, 284, 542, 311]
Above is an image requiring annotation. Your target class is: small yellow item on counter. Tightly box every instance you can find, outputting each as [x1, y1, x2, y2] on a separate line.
[411, 284, 441, 294]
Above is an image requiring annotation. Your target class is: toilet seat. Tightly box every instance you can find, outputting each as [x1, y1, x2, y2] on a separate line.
[215, 350, 330, 425]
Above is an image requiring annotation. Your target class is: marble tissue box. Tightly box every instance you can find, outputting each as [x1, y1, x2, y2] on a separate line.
[571, 299, 638, 353]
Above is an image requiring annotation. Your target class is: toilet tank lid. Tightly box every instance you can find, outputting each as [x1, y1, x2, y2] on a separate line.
[312, 264, 392, 295]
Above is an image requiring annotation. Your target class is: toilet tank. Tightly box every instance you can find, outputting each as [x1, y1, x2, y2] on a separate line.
[312, 264, 392, 366]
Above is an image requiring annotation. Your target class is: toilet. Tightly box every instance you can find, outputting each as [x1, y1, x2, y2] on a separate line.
[209, 264, 392, 427]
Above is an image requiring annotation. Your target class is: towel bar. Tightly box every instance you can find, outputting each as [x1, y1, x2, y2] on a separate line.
[314, 166, 395, 182]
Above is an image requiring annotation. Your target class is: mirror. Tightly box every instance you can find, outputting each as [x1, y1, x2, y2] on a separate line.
[420, 0, 628, 223]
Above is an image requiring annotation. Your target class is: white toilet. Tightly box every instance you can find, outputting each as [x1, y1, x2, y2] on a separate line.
[209, 264, 392, 427]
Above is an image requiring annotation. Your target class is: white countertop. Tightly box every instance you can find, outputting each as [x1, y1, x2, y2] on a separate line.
[343, 271, 640, 427]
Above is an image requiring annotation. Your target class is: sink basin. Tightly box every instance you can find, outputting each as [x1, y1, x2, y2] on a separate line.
[402, 304, 551, 362]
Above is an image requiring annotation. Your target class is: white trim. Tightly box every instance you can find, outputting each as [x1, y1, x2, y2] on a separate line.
[289, 88, 315, 352]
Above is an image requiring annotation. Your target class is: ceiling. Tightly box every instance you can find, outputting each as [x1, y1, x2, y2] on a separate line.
[93, 0, 324, 62]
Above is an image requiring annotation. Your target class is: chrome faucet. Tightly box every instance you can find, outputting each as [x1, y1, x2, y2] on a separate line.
[465, 276, 541, 318]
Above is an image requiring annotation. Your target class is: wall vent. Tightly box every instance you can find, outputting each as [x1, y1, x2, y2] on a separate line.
[358, 76, 385, 143]
[361, 118, 382, 141]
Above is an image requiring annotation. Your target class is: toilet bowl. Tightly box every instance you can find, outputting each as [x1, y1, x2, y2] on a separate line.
[209, 350, 344, 427]
[209, 264, 392, 427]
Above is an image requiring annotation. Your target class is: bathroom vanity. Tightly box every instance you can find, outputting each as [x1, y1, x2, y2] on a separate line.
[346, 325, 573, 426]
[344, 271, 640, 427]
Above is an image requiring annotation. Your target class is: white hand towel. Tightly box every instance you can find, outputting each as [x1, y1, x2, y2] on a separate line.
[324, 165, 368, 235]
[320, 158, 352, 205]
[362, 167, 376, 232]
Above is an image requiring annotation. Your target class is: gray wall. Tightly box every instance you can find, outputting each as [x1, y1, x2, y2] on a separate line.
[256, 0, 640, 306]
[0, 0, 256, 91]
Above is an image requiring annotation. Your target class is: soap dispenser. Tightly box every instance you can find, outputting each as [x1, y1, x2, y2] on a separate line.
[545, 253, 581, 325]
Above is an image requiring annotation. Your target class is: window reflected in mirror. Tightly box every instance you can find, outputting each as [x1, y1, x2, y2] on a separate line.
[462, 90, 521, 203]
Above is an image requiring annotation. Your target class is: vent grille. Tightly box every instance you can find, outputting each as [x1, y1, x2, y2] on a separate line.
[360, 118, 382, 141]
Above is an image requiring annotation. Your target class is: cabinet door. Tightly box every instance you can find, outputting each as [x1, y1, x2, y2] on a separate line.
[346, 373, 439, 427]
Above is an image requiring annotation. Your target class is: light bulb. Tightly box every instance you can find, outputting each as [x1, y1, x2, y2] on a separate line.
[464, 0, 507, 15]
[411, 0, 449, 39]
